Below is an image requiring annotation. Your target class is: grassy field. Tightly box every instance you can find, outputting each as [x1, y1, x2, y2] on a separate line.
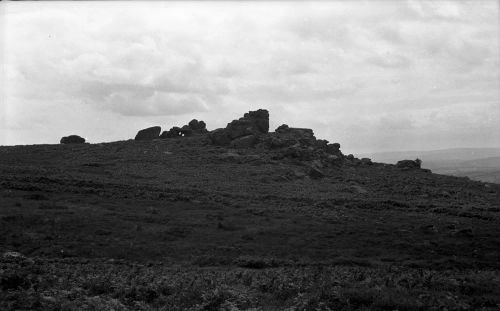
[1, 137, 500, 310]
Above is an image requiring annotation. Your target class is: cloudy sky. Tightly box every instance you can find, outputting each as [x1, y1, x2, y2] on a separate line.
[1, 1, 499, 154]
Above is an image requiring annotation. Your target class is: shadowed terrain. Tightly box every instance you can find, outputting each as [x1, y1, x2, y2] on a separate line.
[1, 133, 500, 310]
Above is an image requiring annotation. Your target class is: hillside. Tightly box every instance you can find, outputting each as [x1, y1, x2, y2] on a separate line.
[1, 111, 500, 310]
[361, 148, 500, 184]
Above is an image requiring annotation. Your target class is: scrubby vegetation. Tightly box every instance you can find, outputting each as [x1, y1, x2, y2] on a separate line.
[2, 255, 500, 310]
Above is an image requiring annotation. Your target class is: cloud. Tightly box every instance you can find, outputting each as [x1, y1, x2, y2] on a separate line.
[366, 53, 412, 69]
[105, 91, 210, 117]
[2, 1, 499, 152]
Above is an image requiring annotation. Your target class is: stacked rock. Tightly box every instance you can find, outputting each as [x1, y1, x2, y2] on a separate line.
[209, 109, 270, 148]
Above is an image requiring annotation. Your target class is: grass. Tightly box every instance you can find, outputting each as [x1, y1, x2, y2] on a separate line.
[1, 138, 500, 309]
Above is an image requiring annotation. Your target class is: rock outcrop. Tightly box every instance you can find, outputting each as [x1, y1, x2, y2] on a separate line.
[209, 109, 269, 148]
[135, 126, 161, 141]
[160, 119, 208, 138]
[131, 109, 349, 170]
[60, 135, 85, 144]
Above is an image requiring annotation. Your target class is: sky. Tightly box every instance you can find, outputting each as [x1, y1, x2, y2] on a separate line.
[1, 0, 499, 154]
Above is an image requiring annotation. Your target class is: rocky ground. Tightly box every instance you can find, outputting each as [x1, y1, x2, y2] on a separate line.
[1, 117, 500, 310]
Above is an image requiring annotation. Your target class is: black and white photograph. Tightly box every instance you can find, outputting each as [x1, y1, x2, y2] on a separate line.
[1, 0, 499, 310]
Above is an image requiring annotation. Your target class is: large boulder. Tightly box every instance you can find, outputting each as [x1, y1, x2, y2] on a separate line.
[134, 126, 161, 141]
[188, 119, 207, 133]
[60, 135, 85, 144]
[243, 109, 269, 133]
[276, 124, 314, 138]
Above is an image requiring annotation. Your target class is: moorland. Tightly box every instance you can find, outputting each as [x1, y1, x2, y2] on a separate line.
[1, 110, 500, 310]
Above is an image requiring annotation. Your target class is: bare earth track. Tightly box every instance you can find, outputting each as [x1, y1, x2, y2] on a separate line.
[1, 136, 500, 310]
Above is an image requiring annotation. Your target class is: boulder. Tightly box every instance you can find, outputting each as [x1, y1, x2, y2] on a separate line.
[315, 139, 329, 149]
[209, 128, 232, 145]
[275, 126, 314, 139]
[135, 126, 161, 141]
[188, 119, 207, 133]
[60, 135, 85, 144]
[275, 124, 290, 133]
[326, 143, 341, 154]
[2, 251, 26, 259]
[243, 109, 269, 133]
[226, 119, 259, 139]
[396, 159, 422, 170]
[263, 126, 316, 150]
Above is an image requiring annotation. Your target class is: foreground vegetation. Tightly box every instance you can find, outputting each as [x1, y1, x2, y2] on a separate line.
[2, 255, 500, 310]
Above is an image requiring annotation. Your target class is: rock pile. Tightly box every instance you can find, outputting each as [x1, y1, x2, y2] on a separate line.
[160, 119, 208, 138]
[209, 109, 269, 148]
[134, 120, 208, 141]
[134, 126, 161, 141]
[60, 135, 85, 144]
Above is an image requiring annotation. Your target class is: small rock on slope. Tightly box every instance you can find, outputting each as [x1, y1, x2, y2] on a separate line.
[60, 135, 85, 144]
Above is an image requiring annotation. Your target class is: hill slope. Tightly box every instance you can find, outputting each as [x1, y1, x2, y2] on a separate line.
[1, 135, 500, 310]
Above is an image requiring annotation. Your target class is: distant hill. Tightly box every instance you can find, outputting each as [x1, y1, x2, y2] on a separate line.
[460, 156, 500, 168]
[359, 148, 500, 183]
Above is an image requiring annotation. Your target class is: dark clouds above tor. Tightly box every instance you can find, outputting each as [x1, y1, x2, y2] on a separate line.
[1, 1, 499, 153]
